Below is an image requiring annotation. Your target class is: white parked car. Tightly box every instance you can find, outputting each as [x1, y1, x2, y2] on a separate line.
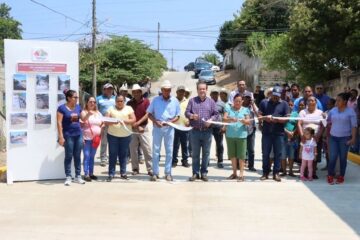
[211, 65, 220, 72]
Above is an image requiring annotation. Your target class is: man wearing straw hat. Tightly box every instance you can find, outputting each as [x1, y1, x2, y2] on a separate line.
[147, 80, 180, 181]
[127, 84, 153, 176]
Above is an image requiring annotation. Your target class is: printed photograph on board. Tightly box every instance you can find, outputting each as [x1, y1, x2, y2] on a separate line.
[58, 75, 70, 91]
[57, 93, 66, 106]
[10, 131, 27, 145]
[13, 74, 27, 91]
[10, 113, 28, 128]
[36, 74, 50, 91]
[36, 94, 49, 110]
[35, 113, 51, 124]
[12, 92, 26, 110]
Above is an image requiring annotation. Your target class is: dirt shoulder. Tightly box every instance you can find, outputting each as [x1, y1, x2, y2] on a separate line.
[215, 70, 240, 90]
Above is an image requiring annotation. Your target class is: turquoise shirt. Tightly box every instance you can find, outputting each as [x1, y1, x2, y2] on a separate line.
[225, 107, 250, 139]
[285, 111, 299, 132]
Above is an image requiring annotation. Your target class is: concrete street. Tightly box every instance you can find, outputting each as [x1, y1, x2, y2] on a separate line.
[0, 72, 359, 240]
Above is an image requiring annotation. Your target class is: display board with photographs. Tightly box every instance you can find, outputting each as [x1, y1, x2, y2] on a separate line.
[10, 113, 28, 128]
[57, 93, 66, 106]
[35, 113, 51, 125]
[36, 94, 49, 110]
[10, 131, 28, 145]
[36, 74, 50, 91]
[12, 92, 27, 110]
[13, 74, 27, 91]
[58, 75, 70, 91]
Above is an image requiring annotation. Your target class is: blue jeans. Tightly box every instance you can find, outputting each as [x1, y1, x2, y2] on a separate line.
[83, 140, 98, 176]
[328, 135, 351, 177]
[191, 129, 212, 175]
[172, 129, 189, 164]
[246, 130, 256, 168]
[262, 134, 283, 175]
[152, 126, 174, 176]
[64, 135, 83, 177]
[212, 127, 224, 163]
[107, 134, 131, 176]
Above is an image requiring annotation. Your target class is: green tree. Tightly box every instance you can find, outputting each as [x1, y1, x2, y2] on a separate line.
[0, 3, 22, 63]
[287, 0, 360, 83]
[80, 36, 167, 93]
[215, 20, 239, 56]
[201, 52, 221, 65]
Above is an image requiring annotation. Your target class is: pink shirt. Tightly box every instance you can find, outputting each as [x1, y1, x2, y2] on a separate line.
[82, 112, 102, 140]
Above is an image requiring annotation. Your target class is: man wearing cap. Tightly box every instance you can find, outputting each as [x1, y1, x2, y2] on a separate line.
[258, 86, 289, 182]
[185, 82, 220, 181]
[97, 83, 116, 166]
[147, 80, 180, 181]
[127, 84, 153, 176]
[219, 88, 229, 106]
[172, 85, 190, 168]
[184, 87, 191, 99]
[210, 88, 225, 168]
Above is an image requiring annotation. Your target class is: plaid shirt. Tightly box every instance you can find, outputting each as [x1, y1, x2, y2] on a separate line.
[185, 96, 219, 129]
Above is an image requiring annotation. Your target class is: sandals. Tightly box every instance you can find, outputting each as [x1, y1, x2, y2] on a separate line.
[238, 176, 245, 182]
[227, 174, 238, 180]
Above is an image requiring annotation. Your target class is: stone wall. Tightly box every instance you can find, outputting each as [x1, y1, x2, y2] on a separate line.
[324, 69, 360, 97]
[223, 43, 286, 91]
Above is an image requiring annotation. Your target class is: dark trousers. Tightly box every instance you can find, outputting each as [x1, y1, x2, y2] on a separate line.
[262, 134, 284, 175]
[246, 130, 256, 168]
[172, 129, 189, 164]
[212, 127, 224, 163]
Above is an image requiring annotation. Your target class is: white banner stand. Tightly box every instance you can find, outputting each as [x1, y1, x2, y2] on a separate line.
[4, 39, 79, 183]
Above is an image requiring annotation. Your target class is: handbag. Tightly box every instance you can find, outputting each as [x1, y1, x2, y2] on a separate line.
[87, 119, 101, 148]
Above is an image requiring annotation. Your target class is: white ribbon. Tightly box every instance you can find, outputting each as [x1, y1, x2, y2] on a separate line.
[165, 122, 193, 131]
[200, 116, 328, 127]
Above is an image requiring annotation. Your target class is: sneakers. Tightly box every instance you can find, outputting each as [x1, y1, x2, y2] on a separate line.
[165, 175, 173, 181]
[132, 169, 139, 175]
[148, 171, 154, 177]
[90, 175, 98, 180]
[182, 162, 190, 168]
[336, 176, 344, 184]
[150, 175, 159, 182]
[273, 174, 281, 182]
[260, 174, 269, 181]
[248, 167, 257, 172]
[217, 162, 224, 168]
[189, 174, 200, 182]
[106, 176, 113, 182]
[84, 175, 92, 182]
[74, 176, 85, 184]
[201, 174, 208, 182]
[120, 174, 129, 180]
[64, 176, 72, 186]
[327, 175, 335, 185]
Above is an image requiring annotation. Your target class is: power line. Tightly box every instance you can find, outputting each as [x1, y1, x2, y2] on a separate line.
[29, 0, 87, 25]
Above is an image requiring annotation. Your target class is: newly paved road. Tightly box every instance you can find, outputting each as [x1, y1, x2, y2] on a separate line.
[0, 72, 359, 240]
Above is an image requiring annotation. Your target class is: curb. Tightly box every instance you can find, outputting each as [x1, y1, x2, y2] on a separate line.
[348, 152, 360, 165]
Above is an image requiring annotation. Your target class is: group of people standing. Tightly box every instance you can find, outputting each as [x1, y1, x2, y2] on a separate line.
[56, 78, 358, 186]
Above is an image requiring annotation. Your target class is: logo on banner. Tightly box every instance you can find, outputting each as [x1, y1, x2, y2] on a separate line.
[32, 48, 49, 61]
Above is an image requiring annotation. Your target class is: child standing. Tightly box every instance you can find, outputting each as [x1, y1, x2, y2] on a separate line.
[299, 127, 317, 181]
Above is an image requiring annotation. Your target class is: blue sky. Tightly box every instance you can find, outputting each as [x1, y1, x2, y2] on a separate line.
[4, 0, 244, 71]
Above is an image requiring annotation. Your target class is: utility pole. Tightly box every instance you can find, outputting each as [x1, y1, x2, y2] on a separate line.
[171, 48, 174, 71]
[157, 22, 160, 52]
[92, 0, 97, 96]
